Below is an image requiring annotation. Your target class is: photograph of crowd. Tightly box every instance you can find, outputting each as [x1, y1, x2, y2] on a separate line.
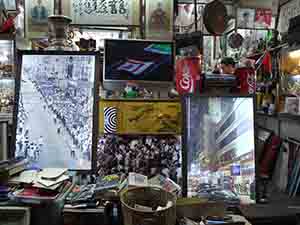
[0, 79, 14, 113]
[186, 96, 255, 205]
[15, 54, 96, 170]
[97, 135, 182, 184]
[0, 40, 14, 79]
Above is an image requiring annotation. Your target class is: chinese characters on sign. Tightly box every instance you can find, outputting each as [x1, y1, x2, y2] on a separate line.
[71, 0, 133, 25]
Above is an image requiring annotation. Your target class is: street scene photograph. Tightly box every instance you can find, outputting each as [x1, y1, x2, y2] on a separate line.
[186, 97, 256, 205]
[15, 54, 96, 170]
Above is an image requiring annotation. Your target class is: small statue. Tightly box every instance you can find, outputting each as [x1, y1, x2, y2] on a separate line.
[122, 82, 140, 98]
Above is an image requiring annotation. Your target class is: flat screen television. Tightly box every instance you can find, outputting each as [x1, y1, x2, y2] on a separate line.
[103, 39, 174, 90]
[184, 95, 256, 205]
[12, 51, 99, 170]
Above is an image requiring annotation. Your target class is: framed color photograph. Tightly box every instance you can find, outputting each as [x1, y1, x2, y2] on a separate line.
[237, 8, 255, 29]
[0, 0, 17, 11]
[146, 0, 173, 40]
[25, 0, 55, 38]
[183, 95, 256, 204]
[13, 51, 100, 170]
[62, 0, 140, 26]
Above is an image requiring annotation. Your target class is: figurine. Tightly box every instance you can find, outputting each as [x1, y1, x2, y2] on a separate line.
[123, 82, 140, 98]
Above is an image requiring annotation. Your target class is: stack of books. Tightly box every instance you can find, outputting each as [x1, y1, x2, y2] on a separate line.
[9, 168, 72, 204]
[0, 158, 29, 180]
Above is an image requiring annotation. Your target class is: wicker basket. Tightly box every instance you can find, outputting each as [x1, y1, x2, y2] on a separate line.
[120, 187, 177, 225]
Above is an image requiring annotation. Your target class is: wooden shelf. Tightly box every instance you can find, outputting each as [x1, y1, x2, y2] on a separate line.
[278, 113, 300, 123]
[256, 111, 277, 118]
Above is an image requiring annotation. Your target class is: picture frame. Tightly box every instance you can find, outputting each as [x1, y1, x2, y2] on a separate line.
[24, 0, 55, 38]
[285, 97, 300, 115]
[12, 51, 100, 171]
[237, 8, 255, 29]
[0, 0, 17, 11]
[145, 0, 173, 40]
[181, 94, 256, 204]
[62, 0, 141, 27]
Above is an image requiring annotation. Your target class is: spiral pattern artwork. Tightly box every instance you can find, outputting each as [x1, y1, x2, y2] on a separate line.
[104, 107, 117, 133]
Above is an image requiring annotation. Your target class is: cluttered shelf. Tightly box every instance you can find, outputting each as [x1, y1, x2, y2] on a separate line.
[278, 113, 300, 122]
[256, 111, 277, 118]
[256, 112, 300, 122]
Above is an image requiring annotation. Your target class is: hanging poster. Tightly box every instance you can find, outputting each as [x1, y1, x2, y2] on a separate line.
[99, 100, 182, 135]
[146, 0, 173, 40]
[66, 0, 138, 26]
[254, 8, 272, 28]
[237, 8, 255, 29]
[25, 0, 54, 38]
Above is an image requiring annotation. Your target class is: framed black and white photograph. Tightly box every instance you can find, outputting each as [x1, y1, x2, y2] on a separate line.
[0, 0, 17, 11]
[237, 8, 255, 29]
[62, 0, 140, 26]
[25, 0, 55, 38]
[146, 0, 173, 40]
[13, 51, 100, 170]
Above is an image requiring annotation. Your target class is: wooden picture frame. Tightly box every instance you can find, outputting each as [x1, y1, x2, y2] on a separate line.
[145, 0, 173, 40]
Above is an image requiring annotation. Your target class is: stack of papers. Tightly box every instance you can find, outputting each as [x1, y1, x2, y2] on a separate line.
[9, 168, 69, 191]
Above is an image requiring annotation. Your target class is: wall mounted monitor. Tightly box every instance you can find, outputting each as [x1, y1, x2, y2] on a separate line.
[103, 39, 174, 90]
[183, 95, 256, 205]
[12, 51, 99, 170]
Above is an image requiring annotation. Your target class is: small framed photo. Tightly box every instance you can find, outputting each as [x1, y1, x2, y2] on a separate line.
[0, 0, 17, 11]
[285, 97, 300, 115]
[25, 0, 55, 38]
[62, 0, 140, 26]
[237, 8, 255, 29]
[146, 0, 173, 40]
[254, 8, 273, 29]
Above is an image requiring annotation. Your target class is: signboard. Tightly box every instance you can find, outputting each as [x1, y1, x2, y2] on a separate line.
[279, 0, 300, 33]
[69, 0, 136, 25]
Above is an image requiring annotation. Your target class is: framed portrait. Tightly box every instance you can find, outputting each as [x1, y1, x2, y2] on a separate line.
[237, 8, 255, 29]
[146, 0, 173, 40]
[0, 0, 17, 11]
[12, 51, 100, 170]
[25, 0, 55, 38]
[62, 0, 140, 26]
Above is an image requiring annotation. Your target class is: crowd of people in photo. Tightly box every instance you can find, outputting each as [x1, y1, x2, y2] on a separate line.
[97, 135, 182, 182]
[16, 98, 44, 162]
[0, 87, 14, 113]
[32, 77, 93, 162]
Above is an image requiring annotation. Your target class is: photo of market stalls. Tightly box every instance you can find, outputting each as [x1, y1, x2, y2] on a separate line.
[186, 97, 256, 205]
